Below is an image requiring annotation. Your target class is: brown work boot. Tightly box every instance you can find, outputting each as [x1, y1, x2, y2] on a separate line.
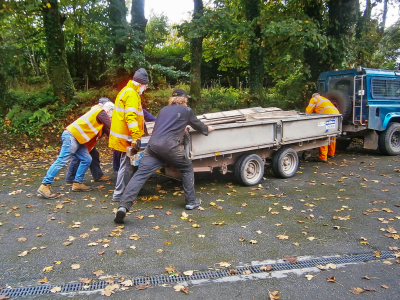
[72, 182, 93, 192]
[37, 184, 57, 199]
[94, 175, 111, 182]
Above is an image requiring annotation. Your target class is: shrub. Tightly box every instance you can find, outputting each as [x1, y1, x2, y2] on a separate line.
[6, 105, 34, 134]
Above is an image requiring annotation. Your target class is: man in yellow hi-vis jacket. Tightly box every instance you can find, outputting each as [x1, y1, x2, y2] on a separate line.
[109, 68, 149, 202]
[306, 93, 340, 163]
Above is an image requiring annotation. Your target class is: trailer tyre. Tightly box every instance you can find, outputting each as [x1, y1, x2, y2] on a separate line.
[378, 122, 400, 155]
[272, 148, 299, 178]
[234, 154, 264, 186]
[323, 90, 352, 122]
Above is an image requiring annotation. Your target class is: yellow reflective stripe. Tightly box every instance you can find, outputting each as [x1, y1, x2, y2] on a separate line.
[127, 122, 138, 128]
[70, 121, 91, 142]
[114, 106, 144, 115]
[80, 114, 99, 135]
[125, 107, 143, 115]
[315, 99, 331, 106]
[319, 106, 338, 113]
[116, 88, 134, 108]
[114, 106, 125, 113]
[110, 130, 132, 141]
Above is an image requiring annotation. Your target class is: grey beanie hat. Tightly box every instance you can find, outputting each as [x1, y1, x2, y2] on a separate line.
[98, 97, 111, 104]
[133, 68, 149, 84]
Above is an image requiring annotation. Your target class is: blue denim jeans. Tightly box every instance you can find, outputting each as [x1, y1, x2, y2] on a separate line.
[42, 130, 92, 184]
[66, 148, 103, 182]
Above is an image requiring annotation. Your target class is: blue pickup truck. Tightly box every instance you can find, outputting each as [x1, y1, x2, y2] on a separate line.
[317, 66, 400, 155]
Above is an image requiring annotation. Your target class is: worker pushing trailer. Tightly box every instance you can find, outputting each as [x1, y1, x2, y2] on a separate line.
[128, 107, 342, 186]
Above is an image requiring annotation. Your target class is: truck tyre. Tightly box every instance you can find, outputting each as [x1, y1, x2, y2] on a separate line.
[234, 154, 264, 186]
[378, 122, 400, 155]
[323, 90, 352, 122]
[272, 148, 299, 178]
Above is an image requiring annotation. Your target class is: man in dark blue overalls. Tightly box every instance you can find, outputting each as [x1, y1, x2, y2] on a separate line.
[114, 89, 214, 224]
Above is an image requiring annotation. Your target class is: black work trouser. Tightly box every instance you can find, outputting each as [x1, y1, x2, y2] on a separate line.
[66, 147, 103, 182]
[118, 142, 196, 211]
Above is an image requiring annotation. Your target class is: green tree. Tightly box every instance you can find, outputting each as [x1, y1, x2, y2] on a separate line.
[145, 13, 169, 56]
[190, 0, 204, 106]
[109, 0, 130, 87]
[62, 0, 110, 88]
[128, 0, 147, 72]
[378, 20, 400, 69]
[242, 0, 264, 100]
[41, 0, 75, 102]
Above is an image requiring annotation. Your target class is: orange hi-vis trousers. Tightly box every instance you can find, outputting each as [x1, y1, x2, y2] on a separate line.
[319, 137, 336, 161]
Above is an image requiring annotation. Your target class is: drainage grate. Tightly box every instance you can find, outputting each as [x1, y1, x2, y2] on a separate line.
[0, 251, 395, 298]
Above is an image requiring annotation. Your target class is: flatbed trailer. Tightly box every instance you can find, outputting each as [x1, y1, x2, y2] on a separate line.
[129, 107, 342, 186]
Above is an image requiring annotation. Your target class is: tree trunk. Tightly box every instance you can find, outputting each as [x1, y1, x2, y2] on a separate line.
[131, 0, 147, 68]
[302, 0, 327, 80]
[131, 0, 147, 34]
[327, 0, 358, 69]
[380, 0, 388, 32]
[109, 0, 129, 88]
[243, 0, 264, 101]
[189, 0, 204, 109]
[41, 0, 75, 102]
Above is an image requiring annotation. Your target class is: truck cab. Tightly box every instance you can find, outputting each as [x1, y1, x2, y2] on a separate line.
[317, 67, 400, 155]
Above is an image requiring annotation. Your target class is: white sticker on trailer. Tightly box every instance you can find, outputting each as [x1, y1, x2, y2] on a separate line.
[325, 118, 336, 130]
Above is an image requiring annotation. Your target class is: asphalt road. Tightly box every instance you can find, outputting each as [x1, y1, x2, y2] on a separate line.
[0, 143, 399, 299]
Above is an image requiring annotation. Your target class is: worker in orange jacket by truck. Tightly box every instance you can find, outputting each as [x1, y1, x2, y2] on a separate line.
[306, 93, 340, 163]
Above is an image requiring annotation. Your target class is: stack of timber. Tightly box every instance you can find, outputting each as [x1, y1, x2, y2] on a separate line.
[145, 107, 301, 135]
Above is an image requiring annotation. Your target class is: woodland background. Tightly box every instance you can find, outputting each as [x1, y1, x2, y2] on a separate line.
[0, 0, 399, 147]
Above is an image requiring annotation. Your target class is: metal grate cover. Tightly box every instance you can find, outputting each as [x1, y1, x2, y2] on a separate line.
[1, 251, 395, 298]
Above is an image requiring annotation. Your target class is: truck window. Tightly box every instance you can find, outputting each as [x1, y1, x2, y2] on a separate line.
[328, 77, 352, 95]
[371, 78, 400, 99]
[318, 82, 325, 94]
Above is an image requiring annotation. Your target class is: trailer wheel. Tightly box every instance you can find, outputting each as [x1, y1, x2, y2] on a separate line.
[234, 154, 264, 186]
[378, 123, 400, 155]
[272, 148, 299, 178]
[323, 90, 352, 122]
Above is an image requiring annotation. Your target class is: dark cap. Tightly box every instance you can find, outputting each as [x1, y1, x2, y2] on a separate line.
[98, 97, 111, 104]
[172, 88, 190, 98]
[133, 68, 149, 84]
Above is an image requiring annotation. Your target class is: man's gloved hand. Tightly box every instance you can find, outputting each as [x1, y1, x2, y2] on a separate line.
[132, 140, 141, 152]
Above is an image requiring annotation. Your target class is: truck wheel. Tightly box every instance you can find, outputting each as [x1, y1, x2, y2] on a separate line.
[378, 123, 400, 155]
[234, 154, 264, 186]
[272, 148, 299, 178]
[323, 90, 352, 122]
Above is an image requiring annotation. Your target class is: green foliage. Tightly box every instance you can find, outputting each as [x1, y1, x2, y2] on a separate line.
[0, 0, 399, 144]
[6, 87, 56, 111]
[264, 71, 316, 110]
[74, 88, 118, 108]
[6, 105, 34, 135]
[199, 86, 245, 113]
[0, 69, 8, 116]
[145, 13, 170, 55]
[377, 21, 400, 69]
[144, 89, 172, 116]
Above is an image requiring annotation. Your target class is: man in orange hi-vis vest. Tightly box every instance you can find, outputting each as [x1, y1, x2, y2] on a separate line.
[306, 93, 340, 163]
[37, 102, 111, 199]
